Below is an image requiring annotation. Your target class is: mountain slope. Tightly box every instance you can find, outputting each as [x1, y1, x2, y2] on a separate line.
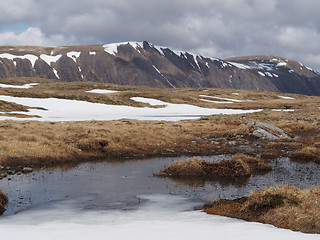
[0, 41, 319, 95]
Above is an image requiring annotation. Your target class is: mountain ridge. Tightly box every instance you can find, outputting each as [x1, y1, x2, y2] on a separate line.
[0, 41, 319, 95]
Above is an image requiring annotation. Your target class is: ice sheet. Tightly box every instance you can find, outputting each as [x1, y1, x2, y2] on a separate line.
[0, 194, 317, 240]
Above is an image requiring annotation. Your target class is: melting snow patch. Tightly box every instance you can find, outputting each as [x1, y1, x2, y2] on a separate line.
[199, 95, 247, 103]
[265, 72, 273, 77]
[0, 83, 39, 89]
[306, 66, 313, 71]
[40, 54, 62, 66]
[272, 109, 295, 112]
[67, 51, 81, 62]
[86, 89, 119, 94]
[131, 97, 167, 106]
[228, 62, 251, 69]
[278, 96, 295, 100]
[0, 95, 262, 121]
[258, 71, 266, 77]
[153, 65, 162, 75]
[52, 68, 60, 79]
[0, 53, 38, 67]
[103, 42, 143, 55]
[247, 61, 274, 71]
[276, 62, 287, 67]
[89, 51, 96, 56]
[200, 99, 233, 104]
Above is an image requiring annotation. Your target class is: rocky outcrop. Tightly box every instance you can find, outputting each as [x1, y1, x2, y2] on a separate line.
[247, 121, 290, 140]
[0, 42, 319, 95]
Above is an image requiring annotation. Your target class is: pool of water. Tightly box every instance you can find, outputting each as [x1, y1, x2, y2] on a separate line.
[0, 156, 319, 240]
[0, 156, 319, 215]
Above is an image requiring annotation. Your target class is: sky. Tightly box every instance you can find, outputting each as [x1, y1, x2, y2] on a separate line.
[0, 0, 319, 70]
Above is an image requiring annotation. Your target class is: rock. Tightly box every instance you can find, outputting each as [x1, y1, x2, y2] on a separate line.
[247, 121, 290, 141]
[22, 167, 33, 173]
[0, 171, 7, 179]
[7, 170, 15, 175]
[228, 141, 237, 146]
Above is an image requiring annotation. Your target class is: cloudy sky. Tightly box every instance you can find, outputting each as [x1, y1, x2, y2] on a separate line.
[0, 0, 320, 70]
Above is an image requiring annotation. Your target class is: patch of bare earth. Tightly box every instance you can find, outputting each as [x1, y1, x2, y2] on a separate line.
[204, 185, 320, 234]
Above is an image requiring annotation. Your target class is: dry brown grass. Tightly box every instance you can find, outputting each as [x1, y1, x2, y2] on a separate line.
[0, 77, 320, 111]
[0, 78, 318, 168]
[204, 185, 320, 234]
[155, 154, 271, 179]
[290, 147, 320, 164]
[0, 190, 8, 215]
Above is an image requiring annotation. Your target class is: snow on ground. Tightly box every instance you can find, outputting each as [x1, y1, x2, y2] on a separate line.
[89, 51, 96, 56]
[86, 89, 120, 94]
[52, 68, 60, 79]
[153, 65, 162, 75]
[0, 53, 38, 67]
[199, 95, 247, 103]
[278, 96, 295, 100]
[67, 51, 81, 62]
[258, 71, 266, 77]
[200, 98, 234, 104]
[272, 109, 295, 112]
[103, 42, 143, 55]
[40, 54, 62, 66]
[0, 194, 318, 240]
[131, 97, 167, 106]
[228, 62, 251, 69]
[0, 95, 261, 121]
[0, 83, 39, 89]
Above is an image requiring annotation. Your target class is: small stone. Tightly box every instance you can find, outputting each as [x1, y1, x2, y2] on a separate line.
[228, 141, 237, 146]
[22, 167, 33, 173]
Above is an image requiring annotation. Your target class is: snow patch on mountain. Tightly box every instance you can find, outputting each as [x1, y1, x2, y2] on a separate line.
[52, 68, 60, 79]
[40, 54, 62, 66]
[67, 51, 81, 62]
[103, 42, 143, 55]
[0, 53, 38, 67]
[228, 62, 251, 69]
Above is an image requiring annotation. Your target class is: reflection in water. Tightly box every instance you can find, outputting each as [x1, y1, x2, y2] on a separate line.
[0, 156, 319, 216]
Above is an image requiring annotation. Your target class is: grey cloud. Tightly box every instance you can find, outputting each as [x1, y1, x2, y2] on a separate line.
[0, 0, 319, 70]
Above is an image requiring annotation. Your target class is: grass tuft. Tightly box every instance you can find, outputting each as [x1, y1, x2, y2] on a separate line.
[290, 147, 320, 163]
[155, 153, 271, 179]
[204, 185, 320, 234]
[0, 190, 8, 215]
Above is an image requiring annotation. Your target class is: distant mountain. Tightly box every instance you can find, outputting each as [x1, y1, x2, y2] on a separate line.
[0, 41, 319, 95]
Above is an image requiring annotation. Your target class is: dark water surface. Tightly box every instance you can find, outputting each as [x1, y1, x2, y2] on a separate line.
[0, 156, 319, 216]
